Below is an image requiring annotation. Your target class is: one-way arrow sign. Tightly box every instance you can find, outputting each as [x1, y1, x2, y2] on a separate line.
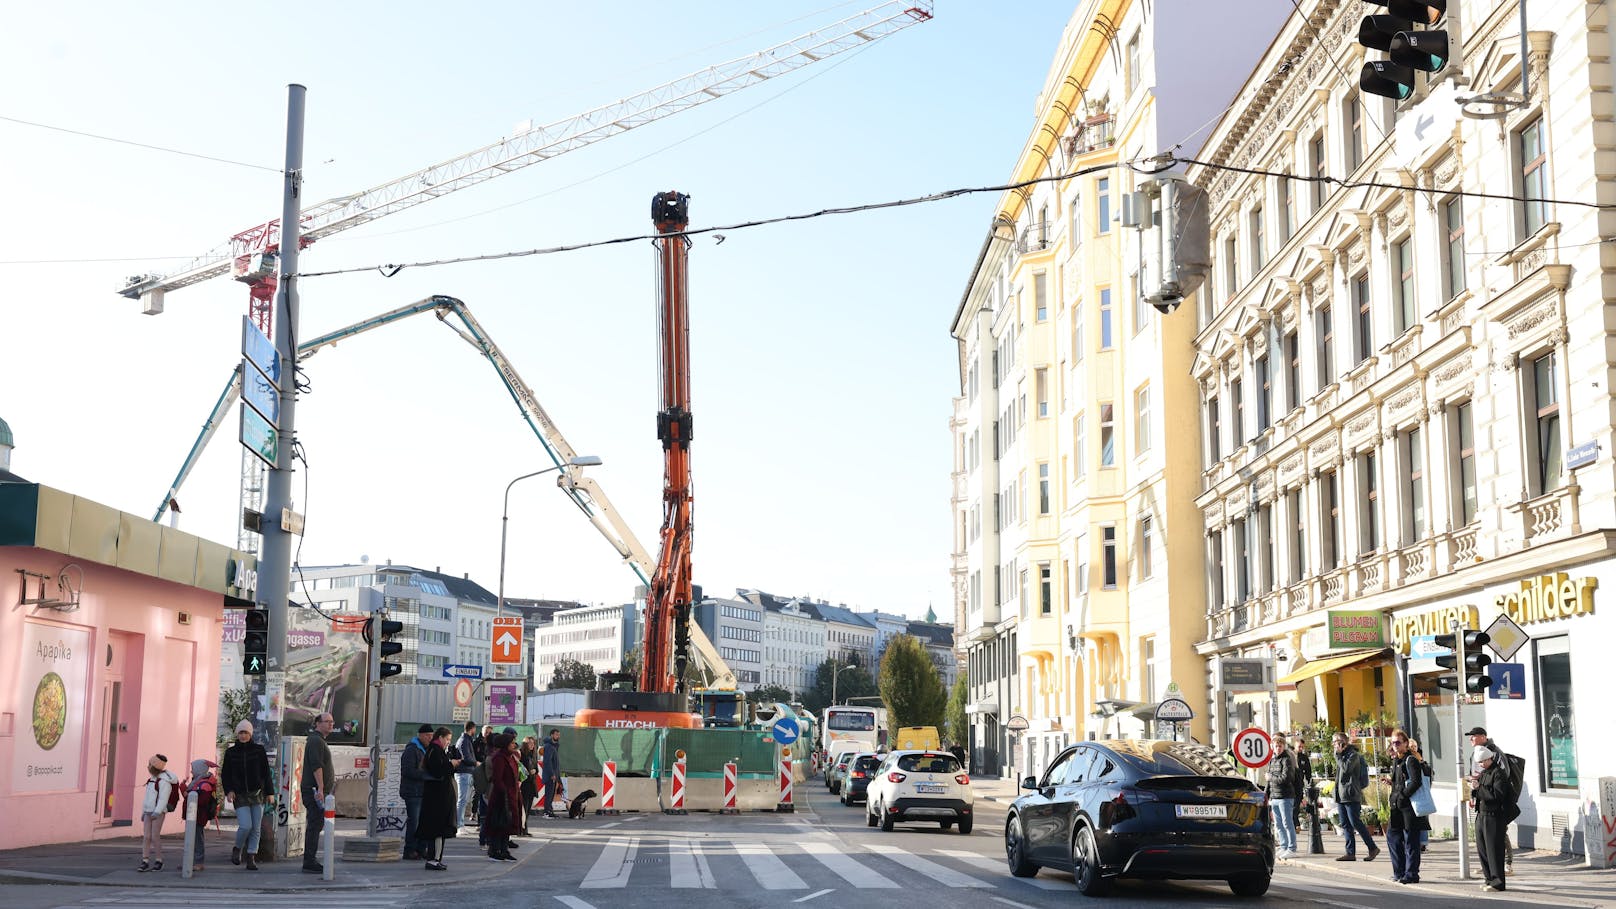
[491, 616, 523, 665]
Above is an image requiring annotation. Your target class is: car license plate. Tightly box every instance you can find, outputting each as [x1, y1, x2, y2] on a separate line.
[1175, 804, 1227, 819]
[916, 784, 946, 794]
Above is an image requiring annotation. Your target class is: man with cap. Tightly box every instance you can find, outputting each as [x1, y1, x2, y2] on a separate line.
[1467, 726, 1514, 871]
[221, 720, 271, 870]
[300, 713, 335, 873]
[400, 723, 435, 860]
[1470, 745, 1513, 891]
[541, 727, 562, 819]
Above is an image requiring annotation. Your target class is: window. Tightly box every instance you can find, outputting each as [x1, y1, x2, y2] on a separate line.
[1098, 177, 1112, 234]
[1255, 352, 1271, 432]
[1354, 273, 1372, 363]
[1249, 204, 1265, 268]
[1100, 288, 1114, 348]
[1074, 413, 1086, 478]
[1224, 235, 1239, 296]
[1284, 330, 1301, 412]
[1454, 401, 1477, 525]
[1258, 502, 1275, 593]
[1404, 426, 1426, 542]
[1039, 563, 1052, 615]
[1208, 530, 1225, 608]
[1038, 205, 1049, 248]
[1310, 133, 1327, 211]
[1070, 195, 1081, 240]
[1519, 116, 1548, 238]
[1141, 637, 1157, 703]
[1135, 384, 1152, 452]
[1126, 32, 1140, 94]
[1360, 450, 1380, 554]
[1431, 201, 1464, 307]
[1102, 526, 1118, 588]
[1038, 462, 1050, 515]
[1322, 469, 1341, 567]
[1393, 237, 1415, 334]
[1133, 274, 1147, 335]
[1535, 636, 1576, 789]
[1278, 176, 1294, 244]
[1231, 377, 1245, 444]
[1346, 93, 1364, 171]
[1035, 272, 1048, 322]
[1316, 305, 1335, 387]
[1100, 403, 1116, 466]
[1036, 367, 1049, 418]
[1073, 304, 1085, 362]
[1206, 396, 1222, 465]
[1287, 488, 1306, 582]
[1234, 517, 1250, 603]
[1139, 516, 1154, 579]
[1077, 533, 1089, 594]
[1530, 351, 1563, 494]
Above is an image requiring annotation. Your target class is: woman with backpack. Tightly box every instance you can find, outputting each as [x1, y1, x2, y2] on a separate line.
[186, 759, 220, 872]
[139, 754, 180, 871]
[221, 720, 271, 870]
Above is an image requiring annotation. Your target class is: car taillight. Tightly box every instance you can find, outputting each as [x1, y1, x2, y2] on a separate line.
[955, 773, 970, 785]
[887, 771, 907, 783]
[1119, 787, 1160, 805]
[852, 771, 866, 779]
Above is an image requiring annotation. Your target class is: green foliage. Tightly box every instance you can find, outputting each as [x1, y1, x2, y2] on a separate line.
[878, 635, 946, 733]
[218, 686, 255, 748]
[549, 657, 597, 690]
[802, 658, 878, 717]
[620, 646, 641, 677]
[946, 676, 969, 747]
[751, 684, 794, 707]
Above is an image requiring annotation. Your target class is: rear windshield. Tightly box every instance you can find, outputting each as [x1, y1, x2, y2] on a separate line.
[897, 753, 960, 774]
[854, 756, 882, 771]
[1104, 742, 1240, 778]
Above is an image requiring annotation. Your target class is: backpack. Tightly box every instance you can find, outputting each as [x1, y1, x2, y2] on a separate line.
[187, 776, 218, 823]
[1501, 752, 1526, 804]
[158, 775, 181, 813]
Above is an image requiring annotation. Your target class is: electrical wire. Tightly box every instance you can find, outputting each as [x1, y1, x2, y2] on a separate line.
[0, 254, 200, 265]
[0, 114, 283, 173]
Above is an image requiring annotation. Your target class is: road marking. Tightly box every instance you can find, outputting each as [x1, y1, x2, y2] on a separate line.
[793, 889, 834, 903]
[877, 848, 992, 888]
[580, 835, 638, 888]
[734, 841, 809, 889]
[555, 898, 598, 909]
[669, 839, 716, 888]
[800, 841, 898, 888]
[991, 898, 1036, 909]
[933, 849, 1070, 891]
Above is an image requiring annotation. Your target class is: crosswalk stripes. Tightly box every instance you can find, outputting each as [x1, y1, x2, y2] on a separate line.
[933, 849, 1073, 891]
[580, 835, 639, 888]
[669, 839, 716, 888]
[733, 841, 808, 890]
[55, 895, 403, 909]
[798, 841, 899, 888]
[876, 847, 993, 888]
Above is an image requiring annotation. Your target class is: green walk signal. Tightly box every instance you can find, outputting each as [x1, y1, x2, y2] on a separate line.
[242, 607, 269, 676]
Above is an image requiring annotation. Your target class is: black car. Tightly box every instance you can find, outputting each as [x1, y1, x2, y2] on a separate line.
[840, 753, 883, 806]
[1003, 739, 1272, 897]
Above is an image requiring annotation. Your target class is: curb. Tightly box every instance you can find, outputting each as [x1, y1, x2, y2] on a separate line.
[1297, 855, 1609, 908]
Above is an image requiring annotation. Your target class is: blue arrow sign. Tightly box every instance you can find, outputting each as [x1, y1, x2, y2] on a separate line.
[442, 664, 484, 679]
[771, 717, 799, 746]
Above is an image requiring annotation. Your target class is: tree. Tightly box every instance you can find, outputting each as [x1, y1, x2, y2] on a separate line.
[946, 675, 969, 747]
[801, 657, 878, 717]
[549, 657, 597, 690]
[620, 646, 641, 677]
[751, 684, 794, 707]
[878, 635, 946, 733]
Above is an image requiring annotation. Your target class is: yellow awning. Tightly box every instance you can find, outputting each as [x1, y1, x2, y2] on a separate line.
[1278, 649, 1387, 686]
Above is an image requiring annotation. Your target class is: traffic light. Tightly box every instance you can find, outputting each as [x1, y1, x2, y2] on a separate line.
[242, 608, 269, 676]
[1358, 1, 1449, 101]
[366, 616, 406, 680]
[1434, 630, 1492, 693]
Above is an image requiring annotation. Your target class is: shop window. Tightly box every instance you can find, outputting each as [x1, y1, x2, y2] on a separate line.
[1536, 635, 1576, 789]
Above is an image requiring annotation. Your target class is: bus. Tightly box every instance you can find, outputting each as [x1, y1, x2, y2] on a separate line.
[821, 704, 887, 764]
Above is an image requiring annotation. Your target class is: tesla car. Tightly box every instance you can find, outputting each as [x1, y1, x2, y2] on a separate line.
[864, 749, 973, 833]
[1003, 739, 1272, 897]
[840, 752, 883, 806]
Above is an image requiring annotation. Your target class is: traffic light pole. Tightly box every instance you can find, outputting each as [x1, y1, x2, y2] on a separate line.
[1452, 617, 1471, 880]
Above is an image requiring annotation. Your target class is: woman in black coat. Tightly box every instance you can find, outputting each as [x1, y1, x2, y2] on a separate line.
[1386, 733, 1431, 884]
[416, 727, 461, 870]
[484, 733, 523, 861]
[519, 737, 539, 835]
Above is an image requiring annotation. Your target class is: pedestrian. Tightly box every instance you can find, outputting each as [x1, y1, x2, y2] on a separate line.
[1471, 745, 1516, 891]
[1331, 733, 1380, 862]
[301, 712, 335, 874]
[1266, 732, 1302, 858]
[1385, 730, 1430, 884]
[519, 736, 539, 834]
[541, 727, 562, 819]
[485, 731, 523, 861]
[400, 723, 433, 860]
[139, 754, 179, 872]
[221, 720, 271, 871]
[1409, 739, 1430, 851]
[454, 721, 480, 825]
[186, 759, 220, 872]
[1467, 725, 1514, 871]
[417, 727, 461, 871]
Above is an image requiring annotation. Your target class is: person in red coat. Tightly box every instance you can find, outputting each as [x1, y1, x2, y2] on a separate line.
[484, 732, 523, 861]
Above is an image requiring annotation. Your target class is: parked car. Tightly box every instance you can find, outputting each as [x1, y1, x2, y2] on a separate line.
[1003, 739, 1272, 897]
[826, 751, 857, 794]
[864, 750, 973, 833]
[840, 752, 883, 806]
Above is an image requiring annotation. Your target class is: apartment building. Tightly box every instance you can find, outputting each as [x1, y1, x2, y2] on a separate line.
[1189, 0, 1616, 856]
[531, 602, 637, 690]
[694, 596, 765, 688]
[761, 597, 826, 693]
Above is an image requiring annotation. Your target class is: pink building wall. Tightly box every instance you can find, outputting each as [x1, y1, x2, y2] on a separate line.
[0, 547, 223, 849]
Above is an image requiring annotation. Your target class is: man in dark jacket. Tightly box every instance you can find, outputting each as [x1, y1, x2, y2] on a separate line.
[454, 721, 480, 825]
[1331, 733, 1380, 862]
[300, 713, 335, 874]
[1265, 733, 1302, 857]
[400, 724, 433, 861]
[540, 728, 562, 818]
[1471, 745, 1514, 891]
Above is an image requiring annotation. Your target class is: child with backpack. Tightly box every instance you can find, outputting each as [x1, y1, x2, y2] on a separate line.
[139, 754, 180, 872]
[186, 759, 221, 872]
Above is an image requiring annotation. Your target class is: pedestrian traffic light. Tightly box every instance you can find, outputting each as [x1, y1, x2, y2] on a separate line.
[242, 608, 269, 676]
[1433, 630, 1492, 693]
[1358, 1, 1449, 101]
[365, 616, 406, 680]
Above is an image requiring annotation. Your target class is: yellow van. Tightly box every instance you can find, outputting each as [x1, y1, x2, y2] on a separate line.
[893, 726, 940, 751]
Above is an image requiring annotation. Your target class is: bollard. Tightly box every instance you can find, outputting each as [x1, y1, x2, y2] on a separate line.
[1306, 782, 1324, 854]
[777, 753, 794, 813]
[666, 757, 688, 815]
[322, 795, 336, 881]
[181, 790, 198, 879]
[598, 760, 620, 816]
[720, 762, 740, 815]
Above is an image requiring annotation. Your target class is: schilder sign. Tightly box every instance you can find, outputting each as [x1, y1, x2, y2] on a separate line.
[1326, 609, 1387, 649]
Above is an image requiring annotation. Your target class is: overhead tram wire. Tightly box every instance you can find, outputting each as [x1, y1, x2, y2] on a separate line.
[0, 114, 283, 173]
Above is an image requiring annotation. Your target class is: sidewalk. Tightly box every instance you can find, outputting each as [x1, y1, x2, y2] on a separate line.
[1291, 833, 1616, 906]
[0, 824, 541, 891]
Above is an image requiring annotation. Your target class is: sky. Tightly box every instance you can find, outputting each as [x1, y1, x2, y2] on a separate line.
[1, 1, 1078, 620]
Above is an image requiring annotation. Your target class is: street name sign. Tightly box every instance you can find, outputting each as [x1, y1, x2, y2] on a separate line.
[443, 664, 484, 680]
[491, 616, 523, 665]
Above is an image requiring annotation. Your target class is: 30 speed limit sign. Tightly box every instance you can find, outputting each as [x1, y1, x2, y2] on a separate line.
[1233, 727, 1273, 769]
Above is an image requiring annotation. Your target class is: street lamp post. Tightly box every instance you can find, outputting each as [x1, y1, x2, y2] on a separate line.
[498, 455, 602, 628]
[831, 662, 854, 706]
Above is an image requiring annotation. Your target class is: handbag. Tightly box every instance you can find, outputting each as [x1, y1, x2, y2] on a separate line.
[1411, 766, 1437, 817]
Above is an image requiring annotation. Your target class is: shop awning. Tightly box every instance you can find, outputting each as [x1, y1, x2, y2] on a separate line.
[1278, 648, 1389, 686]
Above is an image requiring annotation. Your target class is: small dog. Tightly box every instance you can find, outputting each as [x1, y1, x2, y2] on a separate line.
[569, 789, 597, 819]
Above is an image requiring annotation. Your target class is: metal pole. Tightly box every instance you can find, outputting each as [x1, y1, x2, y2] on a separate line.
[181, 790, 198, 878]
[321, 794, 336, 881]
[1454, 618, 1471, 880]
[258, 85, 306, 809]
[1519, 0, 1531, 103]
[365, 599, 382, 838]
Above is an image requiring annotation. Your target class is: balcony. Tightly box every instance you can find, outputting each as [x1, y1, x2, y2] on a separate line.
[1511, 483, 1581, 545]
[1017, 221, 1056, 255]
[1065, 114, 1115, 157]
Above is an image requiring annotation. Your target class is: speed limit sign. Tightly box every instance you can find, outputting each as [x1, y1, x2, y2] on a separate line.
[1233, 727, 1273, 769]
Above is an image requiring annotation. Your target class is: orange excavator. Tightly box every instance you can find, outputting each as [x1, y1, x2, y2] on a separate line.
[574, 192, 702, 729]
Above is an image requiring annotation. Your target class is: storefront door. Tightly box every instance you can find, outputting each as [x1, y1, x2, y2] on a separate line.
[94, 631, 139, 827]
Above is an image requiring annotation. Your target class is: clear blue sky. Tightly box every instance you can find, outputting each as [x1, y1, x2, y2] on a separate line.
[1, 1, 1074, 618]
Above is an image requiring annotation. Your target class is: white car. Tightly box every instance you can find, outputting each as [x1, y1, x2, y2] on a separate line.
[864, 749, 974, 834]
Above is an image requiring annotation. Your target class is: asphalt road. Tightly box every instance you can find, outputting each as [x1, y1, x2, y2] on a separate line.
[2, 784, 1571, 909]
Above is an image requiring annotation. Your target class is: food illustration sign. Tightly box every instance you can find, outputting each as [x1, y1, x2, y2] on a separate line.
[16, 621, 91, 793]
[222, 606, 370, 743]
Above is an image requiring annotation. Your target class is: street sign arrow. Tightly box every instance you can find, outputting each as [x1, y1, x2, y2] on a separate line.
[495, 631, 519, 657]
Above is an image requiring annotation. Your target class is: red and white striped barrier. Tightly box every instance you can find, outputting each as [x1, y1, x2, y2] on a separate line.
[535, 752, 545, 809]
[599, 759, 620, 815]
[720, 761, 739, 814]
[777, 753, 794, 812]
[666, 756, 688, 814]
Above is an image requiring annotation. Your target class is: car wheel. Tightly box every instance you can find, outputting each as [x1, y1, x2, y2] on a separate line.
[1005, 815, 1039, 877]
[841, 791, 851, 807]
[879, 801, 895, 832]
[1229, 874, 1271, 897]
[866, 803, 878, 827]
[1071, 824, 1109, 896]
[957, 816, 972, 835]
